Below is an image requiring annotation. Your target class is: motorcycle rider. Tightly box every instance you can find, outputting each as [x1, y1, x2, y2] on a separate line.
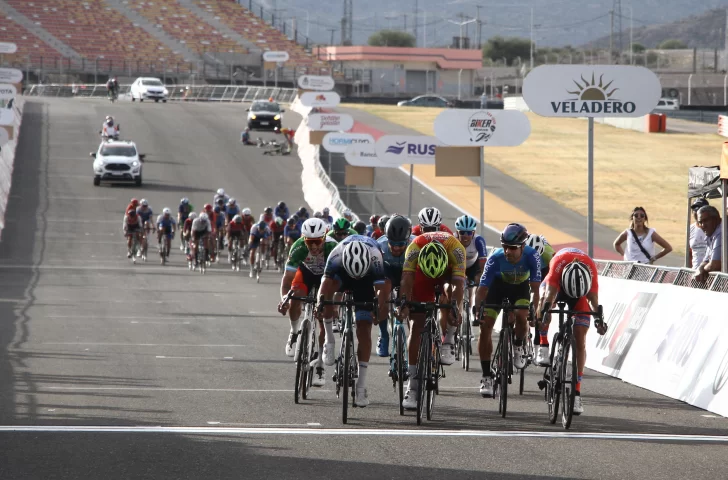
[106, 77, 119, 100]
[101, 116, 120, 140]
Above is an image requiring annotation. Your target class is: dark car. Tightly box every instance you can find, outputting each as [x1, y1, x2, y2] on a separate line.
[246, 100, 284, 130]
[397, 95, 453, 108]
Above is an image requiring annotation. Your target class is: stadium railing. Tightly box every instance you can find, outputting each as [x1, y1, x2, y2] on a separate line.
[594, 260, 728, 293]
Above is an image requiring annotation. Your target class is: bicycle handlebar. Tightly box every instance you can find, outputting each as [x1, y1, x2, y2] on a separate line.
[319, 299, 376, 309]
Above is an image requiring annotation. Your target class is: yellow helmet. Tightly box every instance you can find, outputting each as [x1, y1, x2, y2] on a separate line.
[417, 241, 448, 278]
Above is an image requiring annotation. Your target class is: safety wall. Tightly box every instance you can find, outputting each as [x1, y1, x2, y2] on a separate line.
[718, 115, 728, 138]
[584, 276, 728, 417]
[0, 97, 25, 241]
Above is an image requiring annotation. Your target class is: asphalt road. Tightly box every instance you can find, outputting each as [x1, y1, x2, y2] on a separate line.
[0, 98, 725, 480]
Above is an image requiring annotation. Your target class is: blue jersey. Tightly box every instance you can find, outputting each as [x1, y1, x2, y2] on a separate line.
[378, 234, 416, 281]
[284, 224, 301, 241]
[136, 206, 154, 223]
[250, 224, 271, 240]
[324, 235, 385, 283]
[156, 215, 176, 236]
[225, 205, 240, 220]
[215, 212, 225, 228]
[274, 206, 290, 220]
[479, 245, 542, 287]
[178, 203, 192, 217]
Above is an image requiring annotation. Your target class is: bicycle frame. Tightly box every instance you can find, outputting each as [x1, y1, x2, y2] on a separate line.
[284, 287, 319, 404]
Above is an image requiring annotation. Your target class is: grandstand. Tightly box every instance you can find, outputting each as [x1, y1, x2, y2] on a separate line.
[0, 13, 61, 64]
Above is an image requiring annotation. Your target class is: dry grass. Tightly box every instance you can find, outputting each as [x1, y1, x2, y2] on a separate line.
[343, 104, 725, 254]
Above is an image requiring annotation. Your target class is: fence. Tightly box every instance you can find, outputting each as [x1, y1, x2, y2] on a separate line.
[594, 260, 728, 293]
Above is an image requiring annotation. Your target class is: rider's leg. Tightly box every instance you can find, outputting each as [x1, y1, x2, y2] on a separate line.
[477, 312, 498, 376]
[573, 321, 589, 394]
[356, 312, 373, 394]
[406, 314, 425, 390]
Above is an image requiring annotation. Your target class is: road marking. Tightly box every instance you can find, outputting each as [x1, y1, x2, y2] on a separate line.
[0, 426, 726, 442]
[155, 355, 235, 360]
[45, 387, 296, 393]
[42, 343, 248, 347]
[206, 422, 322, 427]
[130, 320, 191, 325]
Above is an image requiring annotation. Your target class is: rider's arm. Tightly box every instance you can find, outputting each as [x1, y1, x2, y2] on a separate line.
[473, 255, 498, 315]
[280, 270, 296, 300]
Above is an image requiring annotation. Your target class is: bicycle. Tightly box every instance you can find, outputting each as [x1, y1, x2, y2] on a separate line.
[386, 287, 408, 416]
[190, 239, 206, 274]
[282, 288, 319, 404]
[402, 290, 455, 425]
[129, 233, 141, 264]
[320, 293, 376, 425]
[229, 237, 242, 271]
[275, 236, 286, 271]
[458, 280, 477, 372]
[537, 302, 605, 430]
[159, 231, 172, 265]
[479, 299, 532, 418]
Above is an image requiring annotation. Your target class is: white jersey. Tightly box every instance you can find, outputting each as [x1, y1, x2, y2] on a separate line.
[102, 124, 119, 137]
[191, 217, 212, 233]
[123, 214, 142, 231]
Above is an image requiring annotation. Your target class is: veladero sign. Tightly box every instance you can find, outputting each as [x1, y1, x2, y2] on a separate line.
[0, 84, 17, 100]
[297, 75, 335, 91]
[307, 113, 354, 132]
[299, 91, 341, 108]
[0, 68, 23, 84]
[262, 51, 289, 63]
[433, 109, 530, 147]
[522, 65, 661, 118]
[323, 132, 374, 153]
[0, 42, 17, 54]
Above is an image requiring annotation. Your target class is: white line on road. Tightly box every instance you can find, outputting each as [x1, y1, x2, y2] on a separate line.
[42, 343, 248, 347]
[130, 320, 191, 325]
[206, 422, 322, 427]
[155, 356, 235, 360]
[45, 387, 296, 392]
[0, 426, 726, 443]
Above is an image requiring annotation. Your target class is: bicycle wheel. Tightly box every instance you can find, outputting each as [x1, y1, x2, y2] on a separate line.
[427, 343, 439, 421]
[547, 335, 561, 424]
[395, 325, 406, 416]
[415, 332, 430, 425]
[294, 321, 309, 404]
[299, 320, 311, 401]
[498, 329, 510, 418]
[342, 330, 352, 424]
[561, 333, 577, 429]
[305, 315, 316, 395]
[462, 304, 471, 371]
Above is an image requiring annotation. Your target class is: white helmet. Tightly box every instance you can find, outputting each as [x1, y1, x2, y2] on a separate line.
[314, 211, 323, 218]
[301, 218, 327, 238]
[140, 198, 148, 207]
[228, 198, 236, 205]
[242, 208, 252, 216]
[343, 208, 353, 219]
[418, 207, 442, 227]
[342, 241, 371, 279]
[561, 261, 592, 299]
[162, 207, 171, 215]
[199, 213, 209, 222]
[189, 212, 198, 220]
[216, 188, 225, 196]
[526, 234, 545, 256]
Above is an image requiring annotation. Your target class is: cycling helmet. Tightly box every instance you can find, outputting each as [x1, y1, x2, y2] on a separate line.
[314, 211, 323, 218]
[525, 234, 545, 256]
[369, 215, 380, 225]
[181, 197, 189, 205]
[199, 213, 209, 222]
[500, 223, 528, 246]
[343, 208, 353, 219]
[214, 206, 221, 214]
[163, 208, 171, 215]
[561, 261, 592, 299]
[323, 207, 330, 215]
[377, 215, 390, 232]
[140, 199, 148, 207]
[258, 220, 267, 229]
[385, 215, 412, 243]
[342, 241, 371, 279]
[455, 215, 477, 232]
[277, 201, 286, 209]
[189, 212, 198, 220]
[417, 241, 448, 279]
[233, 214, 242, 223]
[333, 218, 351, 232]
[287, 217, 297, 226]
[353, 221, 367, 235]
[130, 198, 139, 207]
[228, 198, 236, 206]
[418, 207, 442, 227]
[242, 208, 252, 216]
[298, 206, 307, 215]
[204, 204, 213, 212]
[265, 206, 273, 215]
[302, 218, 327, 238]
[217, 188, 225, 196]
[275, 216, 284, 226]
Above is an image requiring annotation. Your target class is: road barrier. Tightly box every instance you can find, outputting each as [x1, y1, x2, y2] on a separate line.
[0, 96, 25, 241]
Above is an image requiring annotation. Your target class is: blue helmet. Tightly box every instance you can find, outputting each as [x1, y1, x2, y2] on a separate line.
[500, 223, 528, 246]
[455, 215, 477, 232]
[258, 220, 267, 229]
[214, 206, 221, 213]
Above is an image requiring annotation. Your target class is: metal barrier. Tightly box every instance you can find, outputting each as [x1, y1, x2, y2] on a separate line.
[24, 84, 299, 104]
[597, 260, 728, 293]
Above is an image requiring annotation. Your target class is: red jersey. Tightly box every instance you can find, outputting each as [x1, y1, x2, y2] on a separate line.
[371, 229, 384, 240]
[262, 213, 274, 224]
[268, 220, 285, 233]
[242, 215, 255, 231]
[544, 248, 599, 295]
[412, 224, 454, 236]
[228, 222, 245, 233]
[183, 218, 193, 231]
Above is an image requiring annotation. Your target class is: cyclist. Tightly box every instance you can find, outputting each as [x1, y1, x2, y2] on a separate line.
[398, 231, 466, 410]
[274, 201, 289, 221]
[248, 219, 272, 277]
[327, 217, 357, 242]
[322, 207, 334, 226]
[412, 207, 454, 236]
[296, 206, 310, 221]
[284, 217, 301, 249]
[473, 223, 542, 397]
[372, 215, 389, 240]
[353, 221, 367, 236]
[367, 215, 380, 236]
[106, 77, 119, 99]
[313, 211, 323, 219]
[318, 235, 390, 408]
[214, 188, 229, 207]
[525, 232, 556, 366]
[225, 198, 240, 225]
[213, 206, 226, 254]
[342, 209, 355, 223]
[190, 212, 212, 265]
[278, 219, 337, 385]
[455, 215, 487, 301]
[182, 212, 197, 255]
[241, 207, 255, 252]
[204, 204, 219, 262]
[178, 198, 194, 250]
[156, 208, 176, 251]
[536, 248, 605, 415]
[241, 127, 255, 145]
[376, 215, 415, 357]
[226, 214, 246, 261]
[101, 115, 120, 139]
[126, 198, 140, 215]
[261, 207, 275, 225]
[269, 216, 286, 262]
[136, 199, 154, 256]
[122, 208, 143, 258]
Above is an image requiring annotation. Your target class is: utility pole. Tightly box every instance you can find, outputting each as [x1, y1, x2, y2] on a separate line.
[414, 0, 419, 47]
[609, 9, 614, 64]
[341, 0, 353, 45]
[404, 14, 407, 32]
[328, 28, 336, 45]
[476, 5, 483, 49]
[614, 0, 623, 59]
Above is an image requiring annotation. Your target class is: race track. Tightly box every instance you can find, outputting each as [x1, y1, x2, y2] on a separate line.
[0, 98, 725, 480]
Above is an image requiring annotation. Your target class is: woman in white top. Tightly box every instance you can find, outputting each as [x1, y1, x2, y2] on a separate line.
[688, 198, 709, 269]
[613, 206, 673, 264]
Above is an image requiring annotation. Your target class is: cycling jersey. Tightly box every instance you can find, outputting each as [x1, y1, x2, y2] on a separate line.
[463, 234, 487, 268]
[286, 236, 338, 275]
[412, 224, 454, 236]
[183, 218, 193, 232]
[284, 225, 301, 241]
[123, 215, 142, 231]
[227, 222, 246, 234]
[371, 229, 385, 240]
[102, 124, 119, 137]
[250, 224, 271, 240]
[542, 241, 555, 269]
[191, 218, 212, 233]
[543, 248, 599, 295]
[242, 216, 255, 231]
[136, 206, 154, 224]
[268, 220, 285, 234]
[324, 235, 385, 284]
[213, 194, 229, 206]
[322, 215, 334, 225]
[402, 231, 466, 279]
[378, 234, 416, 283]
[215, 213, 225, 229]
[178, 203, 193, 219]
[225, 205, 240, 221]
[156, 215, 176, 236]
[479, 246, 542, 287]
[274, 207, 289, 220]
[326, 227, 358, 239]
[261, 213, 274, 224]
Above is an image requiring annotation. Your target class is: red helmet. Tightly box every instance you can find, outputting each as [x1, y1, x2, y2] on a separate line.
[370, 215, 380, 225]
[130, 198, 139, 207]
[204, 203, 213, 212]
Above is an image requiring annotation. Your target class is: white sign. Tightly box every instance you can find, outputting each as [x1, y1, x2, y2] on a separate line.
[523, 65, 661, 118]
[307, 113, 354, 131]
[0, 127, 9, 146]
[323, 132, 374, 153]
[344, 144, 394, 168]
[0, 42, 17, 54]
[0, 84, 17, 100]
[299, 91, 341, 108]
[263, 51, 289, 63]
[433, 109, 531, 147]
[0, 108, 14, 126]
[374, 135, 442, 165]
[298, 75, 335, 91]
[0, 68, 22, 84]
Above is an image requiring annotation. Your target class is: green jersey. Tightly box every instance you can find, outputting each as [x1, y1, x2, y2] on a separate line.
[541, 241, 555, 270]
[326, 227, 357, 239]
[285, 236, 338, 275]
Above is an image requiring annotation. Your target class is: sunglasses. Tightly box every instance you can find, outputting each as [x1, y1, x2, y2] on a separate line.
[389, 241, 407, 247]
[458, 230, 474, 236]
[633, 213, 646, 219]
[304, 238, 323, 246]
[334, 231, 349, 237]
[502, 244, 521, 251]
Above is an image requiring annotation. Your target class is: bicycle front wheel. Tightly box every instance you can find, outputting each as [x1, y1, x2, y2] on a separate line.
[427, 344, 439, 421]
[294, 322, 309, 404]
[462, 305, 471, 371]
[342, 332, 352, 425]
[395, 326, 406, 416]
[561, 333, 577, 430]
[547, 334, 561, 424]
[299, 320, 311, 401]
[498, 329, 510, 418]
[415, 333, 430, 426]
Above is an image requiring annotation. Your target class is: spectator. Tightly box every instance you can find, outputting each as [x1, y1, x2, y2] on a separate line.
[480, 91, 487, 109]
[688, 198, 709, 269]
[693, 205, 723, 282]
[613, 206, 673, 264]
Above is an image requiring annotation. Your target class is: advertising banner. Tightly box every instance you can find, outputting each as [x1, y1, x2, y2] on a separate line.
[307, 113, 354, 132]
[374, 135, 442, 165]
[299, 91, 341, 108]
[262, 51, 289, 62]
[297, 75, 336, 91]
[323, 132, 374, 153]
[433, 109, 531, 147]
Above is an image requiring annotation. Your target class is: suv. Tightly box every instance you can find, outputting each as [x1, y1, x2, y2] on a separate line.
[130, 77, 168, 103]
[655, 97, 679, 111]
[247, 100, 284, 130]
[91, 140, 145, 186]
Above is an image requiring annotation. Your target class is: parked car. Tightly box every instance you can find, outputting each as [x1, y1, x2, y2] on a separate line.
[654, 97, 679, 111]
[397, 95, 453, 108]
[130, 77, 168, 103]
[91, 140, 145, 186]
[246, 100, 284, 130]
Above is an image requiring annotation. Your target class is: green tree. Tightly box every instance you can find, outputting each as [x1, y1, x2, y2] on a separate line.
[367, 30, 415, 47]
[631, 42, 646, 53]
[482, 36, 533, 66]
[658, 39, 687, 49]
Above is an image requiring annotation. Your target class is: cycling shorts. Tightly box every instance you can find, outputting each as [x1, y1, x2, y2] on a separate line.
[483, 277, 530, 319]
[229, 230, 244, 240]
[125, 226, 141, 236]
[411, 268, 451, 306]
[192, 230, 208, 242]
[159, 227, 174, 239]
[291, 264, 323, 297]
[249, 236, 266, 249]
[273, 231, 284, 243]
[465, 263, 481, 285]
[332, 273, 377, 323]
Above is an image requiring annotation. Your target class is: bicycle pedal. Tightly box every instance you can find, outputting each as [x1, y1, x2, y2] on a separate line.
[537, 380, 546, 390]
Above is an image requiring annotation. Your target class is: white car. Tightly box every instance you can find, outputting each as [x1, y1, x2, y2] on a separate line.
[654, 97, 679, 111]
[130, 77, 168, 103]
[91, 140, 145, 186]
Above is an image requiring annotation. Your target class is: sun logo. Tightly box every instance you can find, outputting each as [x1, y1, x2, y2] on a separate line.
[566, 73, 618, 101]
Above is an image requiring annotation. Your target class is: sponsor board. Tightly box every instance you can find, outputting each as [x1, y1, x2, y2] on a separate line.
[323, 132, 374, 153]
[374, 135, 442, 165]
[0, 42, 17, 54]
[523, 65, 661, 118]
[0, 84, 17, 100]
[299, 91, 341, 108]
[0, 126, 9, 145]
[0, 108, 14, 126]
[262, 51, 289, 63]
[433, 109, 531, 147]
[307, 113, 354, 132]
[0, 68, 23, 84]
[344, 144, 393, 168]
[297, 75, 336, 91]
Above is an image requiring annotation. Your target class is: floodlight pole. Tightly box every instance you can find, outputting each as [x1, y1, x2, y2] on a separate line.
[408, 164, 414, 219]
[587, 117, 595, 257]
[479, 147, 485, 237]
